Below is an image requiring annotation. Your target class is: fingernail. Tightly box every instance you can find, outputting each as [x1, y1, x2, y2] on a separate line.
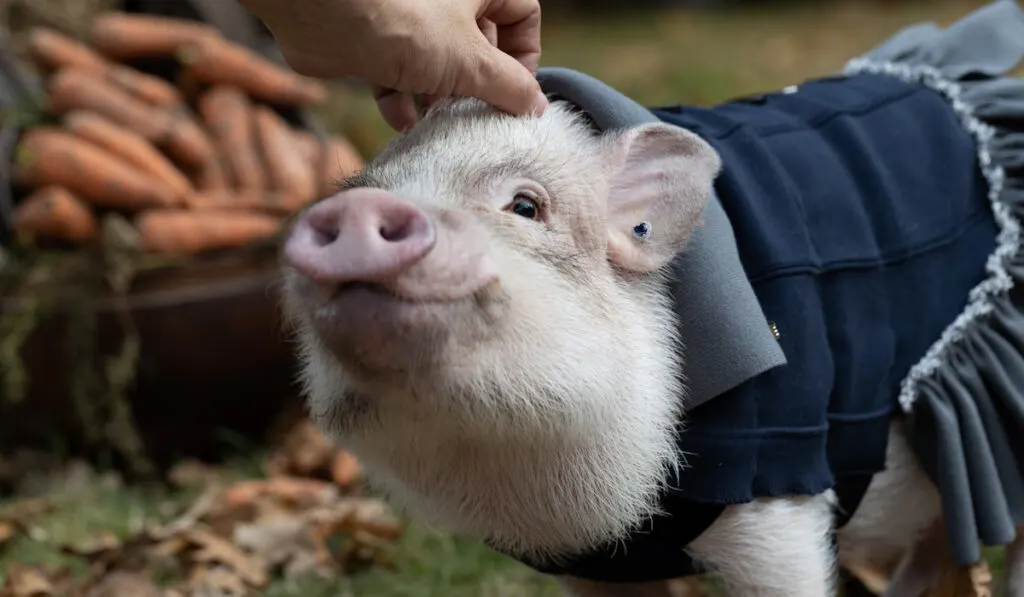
[531, 90, 549, 117]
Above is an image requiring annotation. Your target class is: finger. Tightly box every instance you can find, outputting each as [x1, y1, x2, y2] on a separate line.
[452, 38, 548, 117]
[480, 0, 542, 74]
[373, 85, 419, 132]
[478, 17, 499, 47]
[420, 93, 444, 115]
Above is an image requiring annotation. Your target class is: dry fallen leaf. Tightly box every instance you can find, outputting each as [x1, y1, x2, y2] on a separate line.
[330, 451, 362, 488]
[185, 527, 269, 587]
[83, 571, 163, 597]
[186, 565, 250, 597]
[220, 478, 338, 511]
[265, 418, 335, 479]
[153, 485, 222, 541]
[0, 565, 54, 597]
[233, 513, 330, 578]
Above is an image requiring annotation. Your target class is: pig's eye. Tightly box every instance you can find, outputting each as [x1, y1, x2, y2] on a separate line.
[509, 192, 541, 220]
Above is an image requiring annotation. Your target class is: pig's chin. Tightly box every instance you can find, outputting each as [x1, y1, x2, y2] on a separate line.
[296, 274, 507, 375]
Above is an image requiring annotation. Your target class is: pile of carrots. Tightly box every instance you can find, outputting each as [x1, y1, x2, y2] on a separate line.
[9, 12, 364, 256]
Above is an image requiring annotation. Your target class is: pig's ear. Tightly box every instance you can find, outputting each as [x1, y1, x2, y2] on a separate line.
[603, 123, 720, 273]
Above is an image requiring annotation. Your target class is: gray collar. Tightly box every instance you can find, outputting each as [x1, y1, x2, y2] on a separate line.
[537, 67, 786, 408]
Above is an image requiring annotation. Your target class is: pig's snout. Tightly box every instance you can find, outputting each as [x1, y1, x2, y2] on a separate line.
[284, 188, 436, 284]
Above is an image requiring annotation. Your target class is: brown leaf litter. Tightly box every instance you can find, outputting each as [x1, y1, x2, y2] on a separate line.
[0, 414, 396, 597]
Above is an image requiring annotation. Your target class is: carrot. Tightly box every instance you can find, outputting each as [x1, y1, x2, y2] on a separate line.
[90, 12, 219, 60]
[179, 37, 326, 107]
[26, 27, 107, 73]
[104, 64, 183, 107]
[186, 189, 301, 214]
[197, 86, 264, 190]
[47, 67, 174, 142]
[254, 106, 317, 205]
[319, 135, 364, 197]
[62, 110, 193, 199]
[12, 186, 99, 244]
[160, 110, 218, 168]
[13, 127, 180, 210]
[134, 209, 281, 255]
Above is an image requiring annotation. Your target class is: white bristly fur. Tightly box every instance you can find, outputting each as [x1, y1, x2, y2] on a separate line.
[283, 99, 687, 562]
[280, 98, 1019, 596]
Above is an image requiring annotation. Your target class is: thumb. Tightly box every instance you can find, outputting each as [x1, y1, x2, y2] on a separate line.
[452, 40, 548, 118]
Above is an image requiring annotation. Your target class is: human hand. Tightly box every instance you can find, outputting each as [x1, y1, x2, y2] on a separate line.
[239, 0, 549, 131]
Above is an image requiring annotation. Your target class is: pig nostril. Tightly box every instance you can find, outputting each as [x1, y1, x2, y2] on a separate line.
[303, 211, 340, 248]
[312, 226, 339, 247]
[380, 219, 412, 242]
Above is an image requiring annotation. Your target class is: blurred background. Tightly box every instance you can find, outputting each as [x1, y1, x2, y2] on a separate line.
[0, 1, 1006, 596]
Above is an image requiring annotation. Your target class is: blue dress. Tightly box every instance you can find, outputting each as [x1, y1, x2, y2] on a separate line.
[513, 0, 1024, 583]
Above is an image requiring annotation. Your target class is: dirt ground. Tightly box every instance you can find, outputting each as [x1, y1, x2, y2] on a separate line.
[0, 0, 1016, 595]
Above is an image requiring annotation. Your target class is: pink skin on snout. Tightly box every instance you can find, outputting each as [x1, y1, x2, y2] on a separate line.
[284, 188, 437, 285]
[282, 187, 502, 370]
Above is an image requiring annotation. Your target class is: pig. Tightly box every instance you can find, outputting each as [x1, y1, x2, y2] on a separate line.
[278, 3, 1024, 595]
[278, 97, 982, 596]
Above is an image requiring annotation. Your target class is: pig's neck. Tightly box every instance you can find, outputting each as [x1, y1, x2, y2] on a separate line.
[337, 284, 685, 562]
[349, 408, 683, 561]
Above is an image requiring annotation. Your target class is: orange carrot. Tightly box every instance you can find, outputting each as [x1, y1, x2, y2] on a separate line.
[13, 127, 180, 210]
[104, 64, 183, 107]
[134, 209, 281, 255]
[62, 110, 192, 200]
[26, 27, 107, 73]
[186, 189, 301, 214]
[254, 106, 317, 205]
[197, 86, 264, 190]
[47, 67, 174, 142]
[90, 12, 219, 60]
[12, 186, 99, 244]
[319, 135, 364, 197]
[161, 110, 218, 168]
[179, 37, 326, 107]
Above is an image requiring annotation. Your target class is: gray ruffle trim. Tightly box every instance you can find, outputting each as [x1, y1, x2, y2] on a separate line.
[844, 0, 1024, 566]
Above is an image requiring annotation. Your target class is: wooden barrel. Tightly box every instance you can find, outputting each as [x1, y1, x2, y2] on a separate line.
[0, 1, 319, 469]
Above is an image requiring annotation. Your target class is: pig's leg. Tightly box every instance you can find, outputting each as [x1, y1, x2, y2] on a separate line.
[1007, 523, 1024, 597]
[557, 578, 674, 597]
[837, 420, 943, 597]
[685, 493, 838, 597]
[877, 521, 947, 597]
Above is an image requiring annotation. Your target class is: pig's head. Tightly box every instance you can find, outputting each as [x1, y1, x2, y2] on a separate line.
[279, 98, 721, 561]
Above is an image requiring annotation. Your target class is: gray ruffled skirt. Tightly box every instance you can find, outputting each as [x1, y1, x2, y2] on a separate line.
[845, 0, 1024, 567]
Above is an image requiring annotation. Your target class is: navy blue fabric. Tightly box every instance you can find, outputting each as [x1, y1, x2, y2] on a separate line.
[514, 73, 997, 583]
